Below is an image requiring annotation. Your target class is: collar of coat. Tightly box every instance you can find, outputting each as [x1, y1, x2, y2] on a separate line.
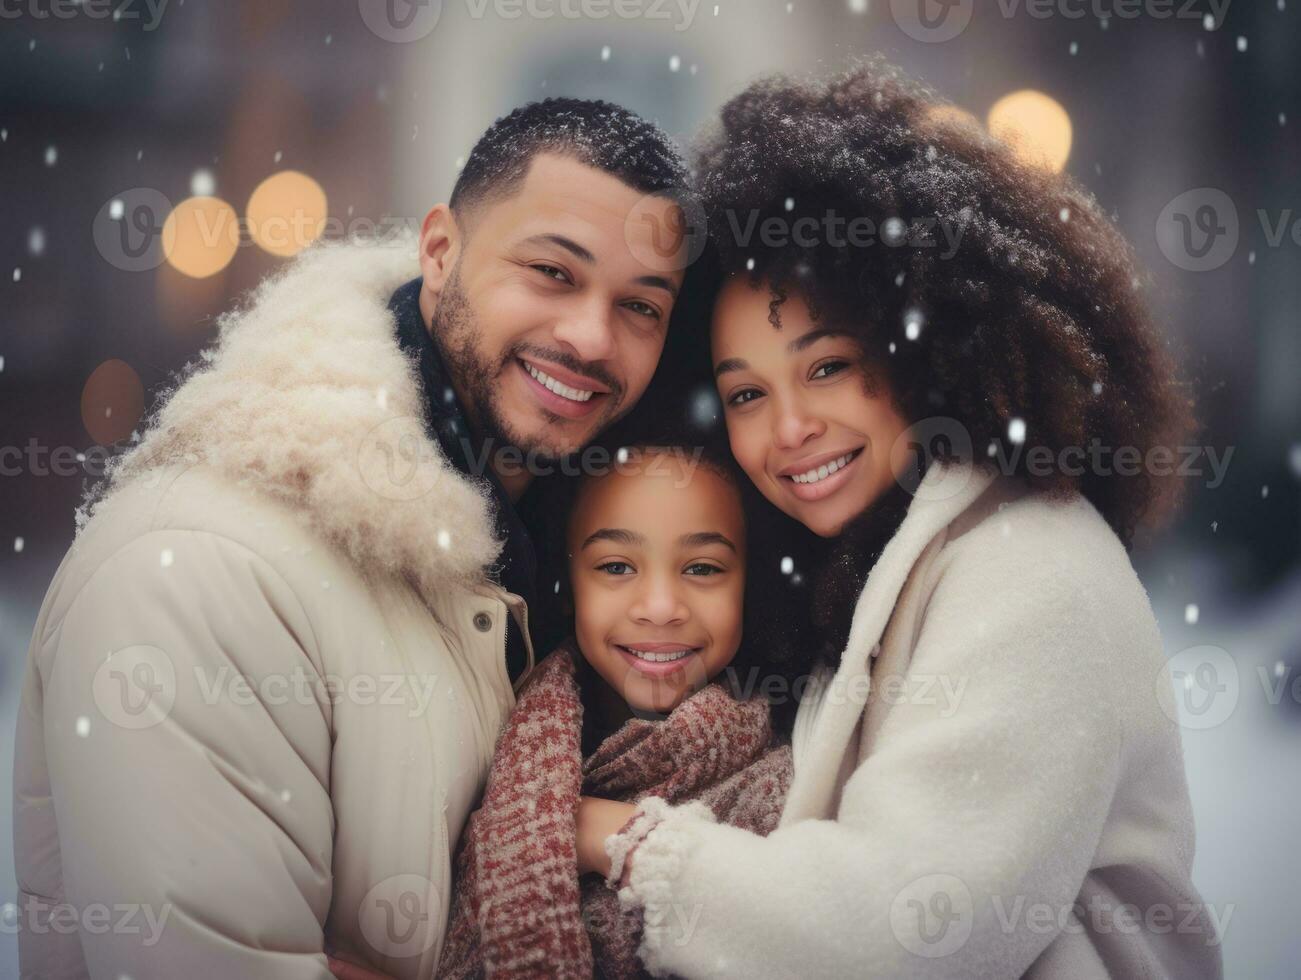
[779, 460, 999, 825]
[91, 233, 504, 597]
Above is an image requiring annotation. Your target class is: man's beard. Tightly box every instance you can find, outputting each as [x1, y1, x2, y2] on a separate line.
[429, 261, 623, 463]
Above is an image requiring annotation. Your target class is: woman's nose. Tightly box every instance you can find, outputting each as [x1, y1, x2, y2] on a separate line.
[772, 397, 826, 450]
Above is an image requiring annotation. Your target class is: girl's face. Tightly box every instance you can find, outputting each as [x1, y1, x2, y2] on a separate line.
[567, 453, 746, 715]
[711, 277, 912, 538]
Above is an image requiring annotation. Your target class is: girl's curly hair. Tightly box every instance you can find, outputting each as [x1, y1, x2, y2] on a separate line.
[694, 57, 1195, 548]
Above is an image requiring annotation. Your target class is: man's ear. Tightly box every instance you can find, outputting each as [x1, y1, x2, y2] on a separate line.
[418, 203, 460, 300]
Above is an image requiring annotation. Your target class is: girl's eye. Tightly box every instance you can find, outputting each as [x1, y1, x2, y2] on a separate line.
[596, 561, 634, 576]
[811, 359, 851, 380]
[726, 388, 762, 407]
[533, 264, 571, 283]
[685, 563, 723, 576]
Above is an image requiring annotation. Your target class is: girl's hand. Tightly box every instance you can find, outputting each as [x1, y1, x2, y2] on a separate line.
[576, 795, 638, 878]
[327, 950, 396, 980]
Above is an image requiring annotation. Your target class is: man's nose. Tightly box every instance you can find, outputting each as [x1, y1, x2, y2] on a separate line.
[552, 297, 616, 364]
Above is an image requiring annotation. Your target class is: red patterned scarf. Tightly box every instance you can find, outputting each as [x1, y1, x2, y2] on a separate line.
[436, 643, 793, 979]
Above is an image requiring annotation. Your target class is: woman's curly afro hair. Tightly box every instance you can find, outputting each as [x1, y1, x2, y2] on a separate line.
[694, 57, 1195, 548]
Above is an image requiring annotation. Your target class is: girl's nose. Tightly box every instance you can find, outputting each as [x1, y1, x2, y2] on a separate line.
[629, 573, 689, 626]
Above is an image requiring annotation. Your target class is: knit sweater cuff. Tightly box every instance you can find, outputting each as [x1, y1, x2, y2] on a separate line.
[606, 797, 718, 977]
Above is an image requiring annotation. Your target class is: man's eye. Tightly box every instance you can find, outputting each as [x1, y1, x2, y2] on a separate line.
[596, 561, 633, 576]
[685, 563, 723, 576]
[623, 300, 660, 320]
[726, 388, 762, 407]
[811, 360, 850, 380]
[533, 264, 571, 283]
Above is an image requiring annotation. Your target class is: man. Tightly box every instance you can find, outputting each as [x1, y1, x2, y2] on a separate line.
[13, 98, 691, 979]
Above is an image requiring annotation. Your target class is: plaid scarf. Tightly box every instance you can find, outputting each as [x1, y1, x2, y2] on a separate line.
[437, 643, 793, 979]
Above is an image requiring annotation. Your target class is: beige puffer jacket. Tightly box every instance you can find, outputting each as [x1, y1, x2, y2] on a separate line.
[13, 236, 534, 979]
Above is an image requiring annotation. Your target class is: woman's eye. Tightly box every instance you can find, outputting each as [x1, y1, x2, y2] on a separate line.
[685, 563, 723, 576]
[726, 388, 762, 407]
[532, 264, 571, 283]
[596, 561, 633, 576]
[811, 360, 850, 380]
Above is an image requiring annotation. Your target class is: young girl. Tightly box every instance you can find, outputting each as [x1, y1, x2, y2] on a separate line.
[433, 441, 793, 979]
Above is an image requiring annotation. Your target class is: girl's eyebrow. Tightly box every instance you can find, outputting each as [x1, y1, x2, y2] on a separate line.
[680, 531, 738, 554]
[580, 527, 644, 550]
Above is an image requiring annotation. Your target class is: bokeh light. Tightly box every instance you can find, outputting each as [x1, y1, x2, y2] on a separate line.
[80, 359, 145, 444]
[987, 90, 1073, 173]
[246, 170, 328, 257]
[162, 196, 240, 278]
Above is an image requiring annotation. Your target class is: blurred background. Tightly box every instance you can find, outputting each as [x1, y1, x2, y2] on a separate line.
[1, 0, 1297, 975]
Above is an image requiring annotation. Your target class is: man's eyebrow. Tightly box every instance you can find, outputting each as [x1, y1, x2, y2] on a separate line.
[634, 274, 679, 300]
[580, 527, 645, 550]
[680, 531, 738, 554]
[521, 233, 595, 264]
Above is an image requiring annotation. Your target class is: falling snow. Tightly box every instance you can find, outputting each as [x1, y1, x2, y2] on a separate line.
[1007, 418, 1027, 445]
[191, 168, 216, 196]
[1185, 603, 1200, 625]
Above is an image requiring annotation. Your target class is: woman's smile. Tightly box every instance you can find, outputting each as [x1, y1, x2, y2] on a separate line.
[776, 446, 865, 503]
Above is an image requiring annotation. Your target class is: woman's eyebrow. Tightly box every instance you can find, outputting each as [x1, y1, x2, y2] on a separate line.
[714, 357, 747, 378]
[680, 531, 738, 554]
[788, 328, 847, 353]
[714, 329, 848, 377]
[580, 527, 644, 550]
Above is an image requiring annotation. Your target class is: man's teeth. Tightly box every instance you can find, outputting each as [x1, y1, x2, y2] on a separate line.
[524, 362, 595, 402]
[624, 647, 693, 663]
[790, 452, 856, 484]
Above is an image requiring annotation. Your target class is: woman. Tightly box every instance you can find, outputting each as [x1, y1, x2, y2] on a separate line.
[583, 59, 1224, 979]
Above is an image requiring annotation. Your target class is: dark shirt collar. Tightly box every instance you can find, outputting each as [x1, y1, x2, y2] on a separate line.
[388, 277, 535, 682]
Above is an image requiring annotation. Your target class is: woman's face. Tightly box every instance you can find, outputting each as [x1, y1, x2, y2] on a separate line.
[711, 277, 912, 538]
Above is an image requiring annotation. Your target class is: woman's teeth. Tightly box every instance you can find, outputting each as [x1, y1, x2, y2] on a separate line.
[790, 451, 857, 484]
[524, 362, 595, 402]
[622, 647, 694, 663]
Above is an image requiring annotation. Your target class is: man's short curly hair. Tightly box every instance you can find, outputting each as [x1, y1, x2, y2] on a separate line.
[450, 97, 688, 221]
[695, 57, 1195, 547]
